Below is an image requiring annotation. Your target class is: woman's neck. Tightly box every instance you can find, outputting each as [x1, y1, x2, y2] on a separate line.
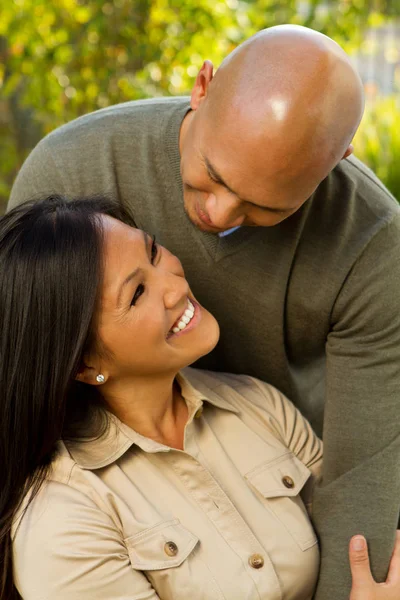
[102, 374, 188, 450]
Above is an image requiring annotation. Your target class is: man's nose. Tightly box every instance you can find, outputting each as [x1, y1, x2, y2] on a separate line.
[205, 193, 245, 229]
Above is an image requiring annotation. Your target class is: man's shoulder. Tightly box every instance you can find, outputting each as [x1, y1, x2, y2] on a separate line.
[327, 155, 399, 218]
[43, 96, 190, 147]
[8, 96, 189, 211]
[306, 155, 400, 257]
[287, 156, 400, 305]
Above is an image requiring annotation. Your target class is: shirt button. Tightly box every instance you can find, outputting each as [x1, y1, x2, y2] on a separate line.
[164, 541, 178, 557]
[194, 407, 203, 418]
[282, 475, 295, 489]
[248, 553, 264, 569]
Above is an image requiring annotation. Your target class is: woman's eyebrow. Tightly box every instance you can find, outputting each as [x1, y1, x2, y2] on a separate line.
[116, 230, 147, 307]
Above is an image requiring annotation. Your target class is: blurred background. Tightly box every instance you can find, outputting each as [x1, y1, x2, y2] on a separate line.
[1, 0, 399, 213]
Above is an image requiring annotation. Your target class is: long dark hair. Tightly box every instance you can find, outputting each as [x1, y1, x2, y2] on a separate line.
[0, 195, 135, 599]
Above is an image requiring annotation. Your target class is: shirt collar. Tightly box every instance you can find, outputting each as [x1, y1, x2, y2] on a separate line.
[63, 368, 238, 470]
[218, 226, 242, 238]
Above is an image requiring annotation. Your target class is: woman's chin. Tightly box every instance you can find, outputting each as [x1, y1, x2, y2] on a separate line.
[194, 314, 220, 361]
[181, 313, 220, 369]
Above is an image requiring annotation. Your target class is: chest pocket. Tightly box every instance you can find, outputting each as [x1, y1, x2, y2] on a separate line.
[245, 452, 318, 551]
[125, 519, 224, 600]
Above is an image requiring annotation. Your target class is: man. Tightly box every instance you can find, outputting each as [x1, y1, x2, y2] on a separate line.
[9, 25, 400, 599]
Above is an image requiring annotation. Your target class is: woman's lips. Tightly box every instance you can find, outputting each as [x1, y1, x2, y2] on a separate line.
[168, 299, 201, 339]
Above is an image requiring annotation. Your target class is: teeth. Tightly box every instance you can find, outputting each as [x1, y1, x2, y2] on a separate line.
[170, 298, 195, 335]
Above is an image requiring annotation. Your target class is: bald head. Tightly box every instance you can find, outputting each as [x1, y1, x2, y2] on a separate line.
[180, 25, 365, 232]
[209, 25, 363, 175]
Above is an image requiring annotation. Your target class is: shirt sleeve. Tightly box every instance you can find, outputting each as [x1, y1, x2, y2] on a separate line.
[248, 376, 323, 479]
[13, 480, 160, 600]
[312, 213, 400, 600]
[246, 376, 324, 519]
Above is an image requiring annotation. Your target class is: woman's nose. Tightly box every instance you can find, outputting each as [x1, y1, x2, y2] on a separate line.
[205, 193, 245, 229]
[163, 271, 190, 309]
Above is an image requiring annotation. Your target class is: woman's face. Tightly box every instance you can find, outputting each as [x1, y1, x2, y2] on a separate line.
[93, 216, 219, 382]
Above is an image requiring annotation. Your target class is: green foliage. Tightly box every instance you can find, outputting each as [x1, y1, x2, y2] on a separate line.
[353, 94, 400, 201]
[0, 0, 398, 212]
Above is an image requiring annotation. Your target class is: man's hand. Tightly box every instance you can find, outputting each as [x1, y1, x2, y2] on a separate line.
[349, 531, 400, 599]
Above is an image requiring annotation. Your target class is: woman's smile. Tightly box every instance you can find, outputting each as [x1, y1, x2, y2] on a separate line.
[167, 298, 201, 339]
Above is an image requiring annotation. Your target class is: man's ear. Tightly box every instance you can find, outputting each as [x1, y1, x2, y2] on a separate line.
[190, 60, 214, 110]
[342, 144, 354, 160]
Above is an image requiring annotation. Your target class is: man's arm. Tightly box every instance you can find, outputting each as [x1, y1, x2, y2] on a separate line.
[312, 213, 400, 600]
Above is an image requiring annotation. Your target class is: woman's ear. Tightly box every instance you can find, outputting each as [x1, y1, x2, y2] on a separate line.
[75, 360, 107, 386]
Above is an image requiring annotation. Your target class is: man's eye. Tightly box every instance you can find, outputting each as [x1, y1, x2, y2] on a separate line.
[131, 283, 145, 306]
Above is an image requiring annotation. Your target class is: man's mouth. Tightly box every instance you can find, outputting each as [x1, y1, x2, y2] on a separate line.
[194, 201, 216, 227]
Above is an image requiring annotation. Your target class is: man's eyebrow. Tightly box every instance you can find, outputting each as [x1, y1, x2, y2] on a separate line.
[116, 230, 147, 307]
[201, 154, 290, 214]
[203, 155, 236, 195]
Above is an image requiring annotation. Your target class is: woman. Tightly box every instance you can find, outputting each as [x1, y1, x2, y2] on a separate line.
[0, 196, 398, 600]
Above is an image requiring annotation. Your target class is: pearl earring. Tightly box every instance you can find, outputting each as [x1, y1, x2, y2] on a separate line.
[96, 374, 105, 384]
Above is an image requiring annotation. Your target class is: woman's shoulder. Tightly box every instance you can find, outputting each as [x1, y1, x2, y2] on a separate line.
[182, 367, 296, 443]
[11, 443, 82, 536]
[182, 366, 273, 392]
[11, 444, 131, 600]
[182, 368, 322, 468]
[182, 366, 290, 419]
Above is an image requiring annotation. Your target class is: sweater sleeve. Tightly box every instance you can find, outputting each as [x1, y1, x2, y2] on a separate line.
[13, 480, 160, 600]
[8, 139, 66, 211]
[312, 213, 400, 600]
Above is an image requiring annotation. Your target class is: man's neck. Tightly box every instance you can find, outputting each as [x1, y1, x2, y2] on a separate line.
[178, 108, 194, 156]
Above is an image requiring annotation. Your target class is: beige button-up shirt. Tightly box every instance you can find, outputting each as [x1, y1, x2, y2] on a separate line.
[12, 369, 323, 600]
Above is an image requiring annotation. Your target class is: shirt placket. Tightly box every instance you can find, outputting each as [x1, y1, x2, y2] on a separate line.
[165, 430, 282, 600]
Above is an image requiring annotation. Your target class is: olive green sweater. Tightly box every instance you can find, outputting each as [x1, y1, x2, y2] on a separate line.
[9, 97, 400, 600]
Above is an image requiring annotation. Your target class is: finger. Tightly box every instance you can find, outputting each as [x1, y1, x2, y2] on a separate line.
[386, 530, 400, 585]
[349, 535, 374, 588]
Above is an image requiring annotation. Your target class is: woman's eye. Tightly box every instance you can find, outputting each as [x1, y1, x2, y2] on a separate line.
[130, 237, 157, 308]
[131, 283, 145, 306]
[151, 236, 158, 263]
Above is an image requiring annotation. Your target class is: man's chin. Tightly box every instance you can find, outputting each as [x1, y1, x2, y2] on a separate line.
[193, 220, 222, 233]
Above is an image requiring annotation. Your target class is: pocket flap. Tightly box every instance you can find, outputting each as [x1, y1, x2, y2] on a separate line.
[125, 519, 199, 570]
[245, 452, 311, 498]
